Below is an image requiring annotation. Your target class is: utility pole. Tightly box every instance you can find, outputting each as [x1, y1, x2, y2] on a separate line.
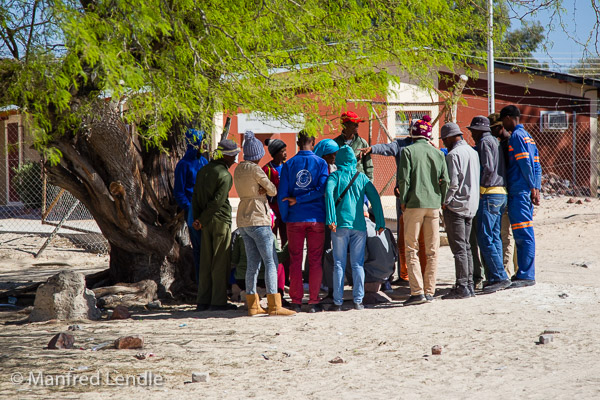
[487, 0, 495, 114]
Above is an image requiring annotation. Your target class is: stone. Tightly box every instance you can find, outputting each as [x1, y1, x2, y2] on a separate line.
[111, 305, 131, 320]
[364, 282, 382, 293]
[585, 198, 592, 202]
[146, 300, 161, 310]
[329, 356, 345, 364]
[48, 332, 75, 349]
[539, 334, 553, 344]
[431, 345, 443, 355]
[566, 198, 576, 204]
[363, 291, 392, 304]
[68, 324, 82, 331]
[542, 328, 561, 335]
[114, 335, 144, 349]
[576, 199, 583, 205]
[191, 372, 210, 383]
[29, 271, 101, 322]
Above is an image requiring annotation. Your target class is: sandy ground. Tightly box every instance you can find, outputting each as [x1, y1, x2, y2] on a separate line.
[0, 199, 599, 399]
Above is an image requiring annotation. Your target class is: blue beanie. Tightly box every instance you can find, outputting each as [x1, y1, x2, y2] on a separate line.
[243, 130, 265, 161]
[314, 139, 339, 158]
[185, 128, 204, 147]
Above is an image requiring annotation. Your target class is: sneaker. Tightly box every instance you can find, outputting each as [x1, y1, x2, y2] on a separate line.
[308, 304, 324, 313]
[291, 303, 302, 313]
[195, 304, 210, 311]
[403, 295, 428, 306]
[209, 303, 238, 311]
[424, 294, 434, 302]
[468, 284, 475, 297]
[508, 279, 536, 289]
[483, 279, 512, 294]
[442, 286, 471, 300]
[354, 302, 365, 310]
[329, 304, 342, 312]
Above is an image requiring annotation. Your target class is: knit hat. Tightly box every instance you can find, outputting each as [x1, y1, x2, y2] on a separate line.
[440, 122, 463, 139]
[487, 113, 502, 128]
[314, 139, 340, 158]
[242, 130, 265, 161]
[467, 116, 491, 132]
[341, 111, 364, 123]
[265, 138, 286, 157]
[217, 139, 241, 157]
[409, 115, 433, 140]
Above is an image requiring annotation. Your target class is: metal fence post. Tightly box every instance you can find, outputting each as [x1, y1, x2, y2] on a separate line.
[572, 112, 577, 188]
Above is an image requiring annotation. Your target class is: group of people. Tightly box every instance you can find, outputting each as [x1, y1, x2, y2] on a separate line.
[173, 105, 541, 314]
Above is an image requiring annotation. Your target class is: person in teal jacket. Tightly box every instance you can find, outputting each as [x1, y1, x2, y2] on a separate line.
[325, 145, 385, 311]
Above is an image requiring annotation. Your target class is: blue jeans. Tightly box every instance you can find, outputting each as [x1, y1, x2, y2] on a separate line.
[331, 228, 367, 305]
[239, 226, 278, 295]
[477, 194, 508, 283]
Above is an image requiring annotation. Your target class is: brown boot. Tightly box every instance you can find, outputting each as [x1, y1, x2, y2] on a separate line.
[267, 293, 296, 316]
[246, 294, 267, 316]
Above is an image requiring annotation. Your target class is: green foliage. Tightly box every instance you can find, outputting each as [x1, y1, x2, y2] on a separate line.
[569, 57, 600, 79]
[3, 0, 487, 153]
[12, 161, 43, 209]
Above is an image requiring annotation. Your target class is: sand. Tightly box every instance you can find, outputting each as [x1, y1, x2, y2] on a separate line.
[0, 199, 599, 399]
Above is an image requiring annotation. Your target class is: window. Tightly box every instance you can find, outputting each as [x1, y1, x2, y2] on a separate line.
[540, 111, 568, 131]
[395, 111, 429, 138]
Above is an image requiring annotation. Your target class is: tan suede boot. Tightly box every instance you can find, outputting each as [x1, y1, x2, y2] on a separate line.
[246, 294, 267, 316]
[267, 293, 296, 316]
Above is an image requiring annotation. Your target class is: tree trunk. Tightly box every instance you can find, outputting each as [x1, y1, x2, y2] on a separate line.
[44, 101, 197, 300]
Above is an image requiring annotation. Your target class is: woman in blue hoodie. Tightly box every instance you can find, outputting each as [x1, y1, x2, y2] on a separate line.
[173, 128, 208, 282]
[325, 145, 386, 310]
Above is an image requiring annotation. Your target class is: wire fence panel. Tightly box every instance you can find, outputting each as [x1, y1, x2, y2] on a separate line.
[0, 158, 108, 255]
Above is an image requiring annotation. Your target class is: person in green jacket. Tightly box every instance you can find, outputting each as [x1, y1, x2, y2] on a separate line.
[325, 145, 385, 311]
[192, 139, 240, 311]
[397, 116, 449, 306]
[334, 111, 374, 181]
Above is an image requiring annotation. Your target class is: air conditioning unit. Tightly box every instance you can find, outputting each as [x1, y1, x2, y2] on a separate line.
[540, 111, 568, 131]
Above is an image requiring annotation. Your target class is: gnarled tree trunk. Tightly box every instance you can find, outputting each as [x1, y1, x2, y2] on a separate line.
[44, 101, 197, 300]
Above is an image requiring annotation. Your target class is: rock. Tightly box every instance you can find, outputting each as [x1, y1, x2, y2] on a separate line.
[329, 356, 345, 364]
[542, 328, 561, 335]
[146, 300, 161, 309]
[111, 305, 131, 320]
[191, 372, 210, 383]
[363, 291, 392, 304]
[431, 345, 443, 355]
[68, 324, 82, 331]
[576, 199, 583, 205]
[364, 282, 382, 293]
[558, 293, 569, 299]
[567, 198, 576, 204]
[539, 334, 553, 344]
[48, 332, 75, 349]
[585, 198, 592, 202]
[114, 335, 144, 349]
[29, 271, 101, 322]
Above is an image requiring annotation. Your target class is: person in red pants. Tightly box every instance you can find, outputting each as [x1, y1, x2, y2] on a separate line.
[278, 131, 329, 313]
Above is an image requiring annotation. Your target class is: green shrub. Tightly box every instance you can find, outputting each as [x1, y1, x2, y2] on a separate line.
[12, 161, 43, 209]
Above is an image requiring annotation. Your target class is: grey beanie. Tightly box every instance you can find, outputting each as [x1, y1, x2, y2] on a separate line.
[243, 130, 265, 161]
[440, 122, 463, 139]
[266, 138, 286, 157]
[217, 139, 240, 156]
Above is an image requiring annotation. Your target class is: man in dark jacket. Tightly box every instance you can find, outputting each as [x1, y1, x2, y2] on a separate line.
[192, 139, 240, 311]
[173, 128, 208, 283]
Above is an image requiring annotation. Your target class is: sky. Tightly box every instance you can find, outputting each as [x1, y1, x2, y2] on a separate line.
[509, 0, 599, 72]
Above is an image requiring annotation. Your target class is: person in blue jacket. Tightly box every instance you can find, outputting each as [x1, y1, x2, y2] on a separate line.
[173, 128, 208, 282]
[278, 130, 329, 313]
[500, 105, 542, 288]
[325, 145, 386, 311]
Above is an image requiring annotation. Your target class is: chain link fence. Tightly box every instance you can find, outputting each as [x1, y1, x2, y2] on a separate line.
[0, 157, 108, 257]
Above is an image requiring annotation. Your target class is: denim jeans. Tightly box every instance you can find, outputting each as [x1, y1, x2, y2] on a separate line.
[443, 209, 474, 289]
[238, 226, 278, 295]
[331, 228, 367, 305]
[477, 194, 508, 283]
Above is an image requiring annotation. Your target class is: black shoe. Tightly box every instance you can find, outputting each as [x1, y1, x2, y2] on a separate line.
[483, 279, 512, 294]
[291, 303, 302, 313]
[195, 304, 210, 311]
[508, 279, 536, 289]
[308, 304, 324, 313]
[442, 286, 471, 300]
[209, 303, 238, 311]
[354, 302, 365, 310]
[468, 285, 475, 297]
[424, 294, 434, 302]
[391, 278, 410, 286]
[329, 304, 342, 312]
[403, 295, 428, 306]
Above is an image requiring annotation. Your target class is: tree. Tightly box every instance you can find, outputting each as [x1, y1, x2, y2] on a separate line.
[499, 21, 546, 67]
[569, 57, 600, 79]
[1, 0, 486, 298]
